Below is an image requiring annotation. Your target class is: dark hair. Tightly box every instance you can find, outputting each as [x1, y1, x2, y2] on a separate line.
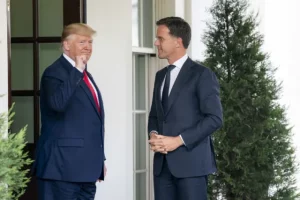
[156, 16, 191, 49]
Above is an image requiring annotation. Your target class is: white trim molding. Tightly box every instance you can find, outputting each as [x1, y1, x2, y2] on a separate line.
[0, 0, 9, 113]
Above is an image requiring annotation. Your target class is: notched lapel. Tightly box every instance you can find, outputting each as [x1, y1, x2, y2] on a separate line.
[165, 58, 195, 116]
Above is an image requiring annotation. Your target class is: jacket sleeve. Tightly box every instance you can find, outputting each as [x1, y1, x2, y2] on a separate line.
[180, 68, 223, 150]
[148, 73, 159, 139]
[42, 67, 84, 112]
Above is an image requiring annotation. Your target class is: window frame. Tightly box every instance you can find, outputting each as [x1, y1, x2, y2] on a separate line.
[132, 53, 151, 200]
[132, 0, 156, 51]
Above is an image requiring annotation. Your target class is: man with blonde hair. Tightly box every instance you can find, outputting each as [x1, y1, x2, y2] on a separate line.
[33, 23, 106, 200]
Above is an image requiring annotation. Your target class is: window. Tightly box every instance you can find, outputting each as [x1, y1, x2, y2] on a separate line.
[133, 53, 150, 200]
[132, 0, 156, 198]
[132, 0, 154, 49]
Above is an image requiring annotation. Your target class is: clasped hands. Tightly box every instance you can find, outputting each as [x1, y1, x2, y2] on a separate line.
[148, 132, 183, 154]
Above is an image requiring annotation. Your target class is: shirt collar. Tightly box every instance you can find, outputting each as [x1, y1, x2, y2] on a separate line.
[63, 53, 76, 67]
[170, 54, 188, 70]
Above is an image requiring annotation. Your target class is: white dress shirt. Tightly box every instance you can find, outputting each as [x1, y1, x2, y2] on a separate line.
[160, 54, 188, 98]
[63, 53, 99, 105]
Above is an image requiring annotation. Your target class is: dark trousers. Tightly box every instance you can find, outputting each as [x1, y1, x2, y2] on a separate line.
[154, 157, 208, 200]
[37, 178, 96, 200]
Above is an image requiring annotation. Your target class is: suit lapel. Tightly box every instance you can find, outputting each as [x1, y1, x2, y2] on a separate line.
[165, 58, 195, 116]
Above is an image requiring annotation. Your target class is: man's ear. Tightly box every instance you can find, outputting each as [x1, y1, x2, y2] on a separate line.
[176, 37, 183, 48]
[63, 40, 70, 51]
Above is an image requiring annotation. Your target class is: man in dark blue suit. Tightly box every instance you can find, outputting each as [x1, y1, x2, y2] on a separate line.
[33, 23, 106, 200]
[148, 17, 223, 200]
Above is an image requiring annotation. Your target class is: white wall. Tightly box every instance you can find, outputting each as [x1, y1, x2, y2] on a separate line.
[0, 1, 8, 114]
[248, 0, 300, 189]
[190, 0, 300, 190]
[192, 0, 300, 189]
[190, 0, 213, 62]
[261, 0, 300, 188]
[87, 0, 133, 199]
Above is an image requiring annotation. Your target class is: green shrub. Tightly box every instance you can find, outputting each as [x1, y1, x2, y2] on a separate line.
[0, 103, 33, 200]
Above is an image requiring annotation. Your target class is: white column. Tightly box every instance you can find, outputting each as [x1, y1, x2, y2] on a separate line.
[87, 0, 133, 199]
[155, 0, 175, 20]
[0, 0, 8, 114]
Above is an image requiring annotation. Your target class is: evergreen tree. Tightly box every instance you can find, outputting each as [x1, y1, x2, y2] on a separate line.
[0, 102, 33, 200]
[201, 0, 299, 199]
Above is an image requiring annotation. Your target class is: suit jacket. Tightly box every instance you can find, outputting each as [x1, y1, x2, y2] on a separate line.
[32, 55, 105, 182]
[148, 58, 223, 178]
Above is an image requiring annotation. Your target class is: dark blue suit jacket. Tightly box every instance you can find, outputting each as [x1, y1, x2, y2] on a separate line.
[148, 58, 223, 178]
[33, 55, 105, 182]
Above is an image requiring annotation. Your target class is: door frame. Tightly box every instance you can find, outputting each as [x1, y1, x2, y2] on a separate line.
[7, 0, 11, 107]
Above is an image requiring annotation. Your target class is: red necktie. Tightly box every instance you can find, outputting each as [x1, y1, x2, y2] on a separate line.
[83, 71, 100, 112]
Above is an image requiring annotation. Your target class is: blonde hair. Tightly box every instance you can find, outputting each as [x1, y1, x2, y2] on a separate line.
[61, 23, 96, 41]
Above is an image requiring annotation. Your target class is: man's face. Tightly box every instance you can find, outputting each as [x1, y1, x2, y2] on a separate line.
[154, 25, 178, 59]
[63, 34, 93, 61]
